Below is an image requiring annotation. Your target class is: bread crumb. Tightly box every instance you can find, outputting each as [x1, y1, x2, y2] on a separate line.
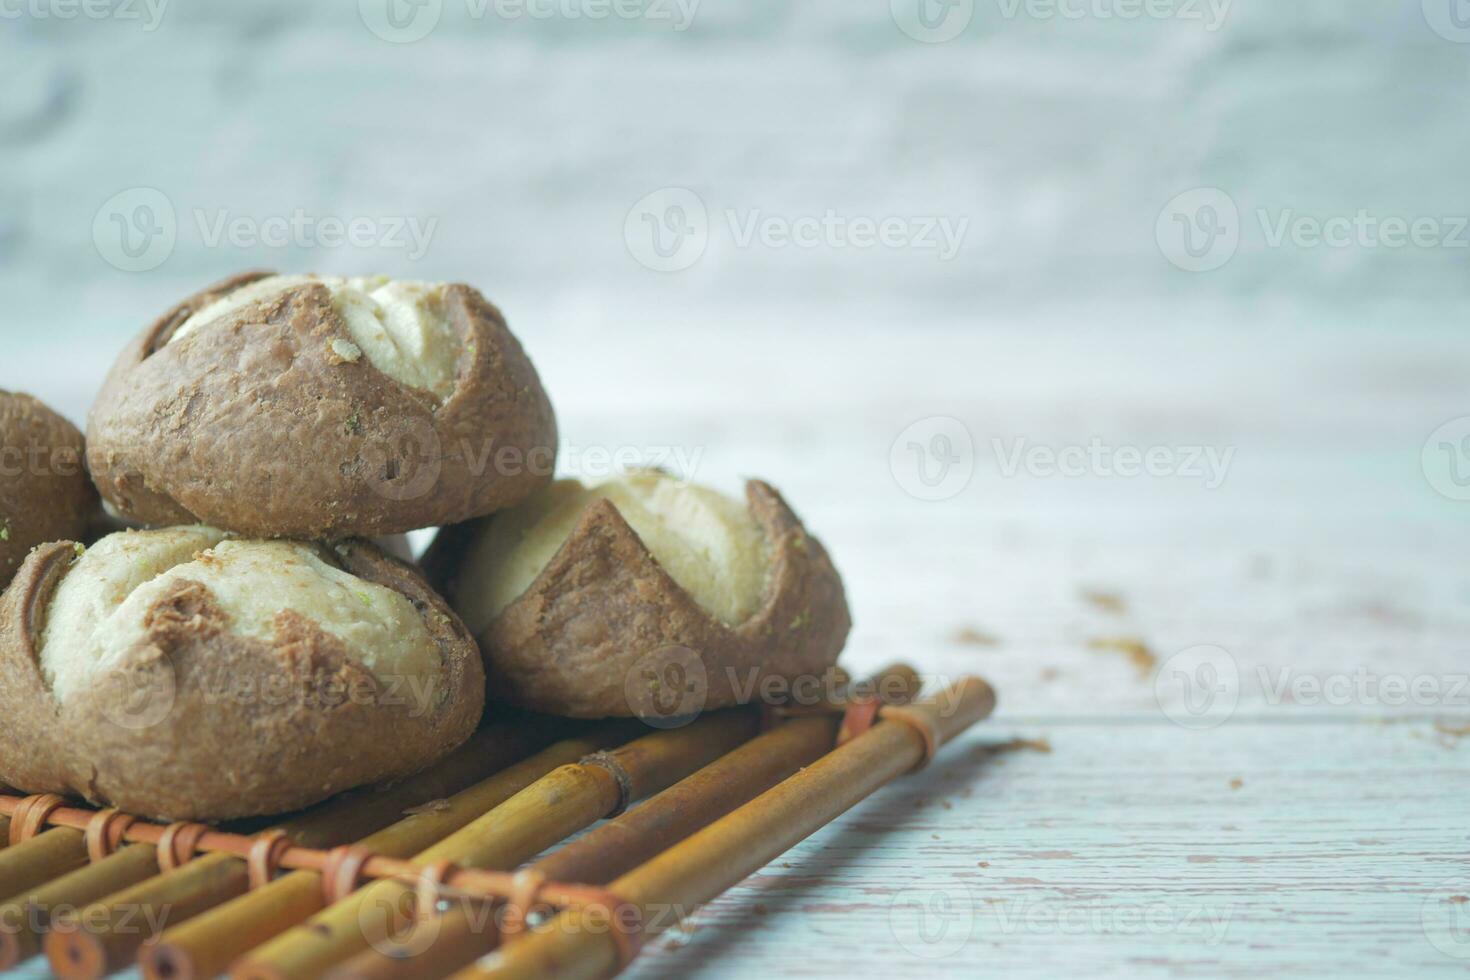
[330, 338, 364, 363]
[952, 626, 1000, 647]
[973, 737, 1052, 760]
[1081, 589, 1127, 613]
[1229, 778, 1244, 790]
[1088, 636, 1156, 677]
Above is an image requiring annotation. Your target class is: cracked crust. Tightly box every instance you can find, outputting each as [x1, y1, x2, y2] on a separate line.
[0, 392, 99, 589]
[427, 480, 852, 718]
[85, 271, 559, 539]
[0, 538, 485, 821]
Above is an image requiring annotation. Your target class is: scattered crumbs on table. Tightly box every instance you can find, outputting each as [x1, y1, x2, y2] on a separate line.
[1087, 636, 1157, 677]
[977, 861, 990, 868]
[952, 626, 1000, 647]
[1081, 589, 1127, 613]
[1451, 895, 1469, 905]
[1229, 778, 1244, 790]
[1039, 667, 1060, 682]
[1433, 719, 1470, 740]
[973, 737, 1053, 761]
[941, 800, 953, 809]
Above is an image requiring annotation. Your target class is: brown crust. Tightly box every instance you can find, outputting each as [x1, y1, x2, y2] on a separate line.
[0, 537, 485, 821]
[431, 480, 852, 718]
[85, 272, 558, 539]
[0, 392, 99, 590]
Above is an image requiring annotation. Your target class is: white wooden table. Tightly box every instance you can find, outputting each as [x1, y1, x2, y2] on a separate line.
[9, 318, 1470, 980]
[535, 323, 1470, 980]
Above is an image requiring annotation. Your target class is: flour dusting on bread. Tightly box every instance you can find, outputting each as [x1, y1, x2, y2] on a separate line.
[170, 274, 461, 401]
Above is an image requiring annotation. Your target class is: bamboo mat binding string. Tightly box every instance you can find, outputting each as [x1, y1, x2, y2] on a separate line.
[0, 668, 935, 949]
[0, 791, 675, 917]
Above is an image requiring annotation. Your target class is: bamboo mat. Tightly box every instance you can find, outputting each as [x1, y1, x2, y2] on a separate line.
[0, 670, 993, 980]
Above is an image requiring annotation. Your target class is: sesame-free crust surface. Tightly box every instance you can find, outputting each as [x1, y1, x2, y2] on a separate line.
[0, 392, 99, 590]
[0, 538, 485, 821]
[428, 480, 852, 719]
[86, 271, 558, 539]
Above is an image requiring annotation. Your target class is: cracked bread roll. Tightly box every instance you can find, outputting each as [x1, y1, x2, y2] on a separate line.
[0, 392, 99, 590]
[425, 470, 851, 719]
[0, 527, 484, 820]
[86, 271, 558, 540]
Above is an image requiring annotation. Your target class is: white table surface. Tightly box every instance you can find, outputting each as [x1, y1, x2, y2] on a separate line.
[7, 321, 1470, 979]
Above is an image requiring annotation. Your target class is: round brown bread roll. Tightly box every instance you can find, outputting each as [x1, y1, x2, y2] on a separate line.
[0, 392, 99, 590]
[87, 272, 558, 540]
[0, 527, 485, 821]
[425, 470, 852, 720]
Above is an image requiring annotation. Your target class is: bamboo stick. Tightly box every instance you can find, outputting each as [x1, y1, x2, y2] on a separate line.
[454, 677, 997, 980]
[0, 843, 160, 968]
[331, 714, 846, 980]
[0, 828, 88, 902]
[38, 719, 568, 980]
[229, 710, 759, 980]
[322, 662, 926, 980]
[139, 723, 638, 980]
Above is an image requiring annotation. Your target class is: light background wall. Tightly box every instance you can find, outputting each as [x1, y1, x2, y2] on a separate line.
[6, 1, 1470, 364]
[3, 0, 1469, 665]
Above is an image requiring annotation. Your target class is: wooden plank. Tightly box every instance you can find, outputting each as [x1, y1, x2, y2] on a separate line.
[625, 720, 1470, 979]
